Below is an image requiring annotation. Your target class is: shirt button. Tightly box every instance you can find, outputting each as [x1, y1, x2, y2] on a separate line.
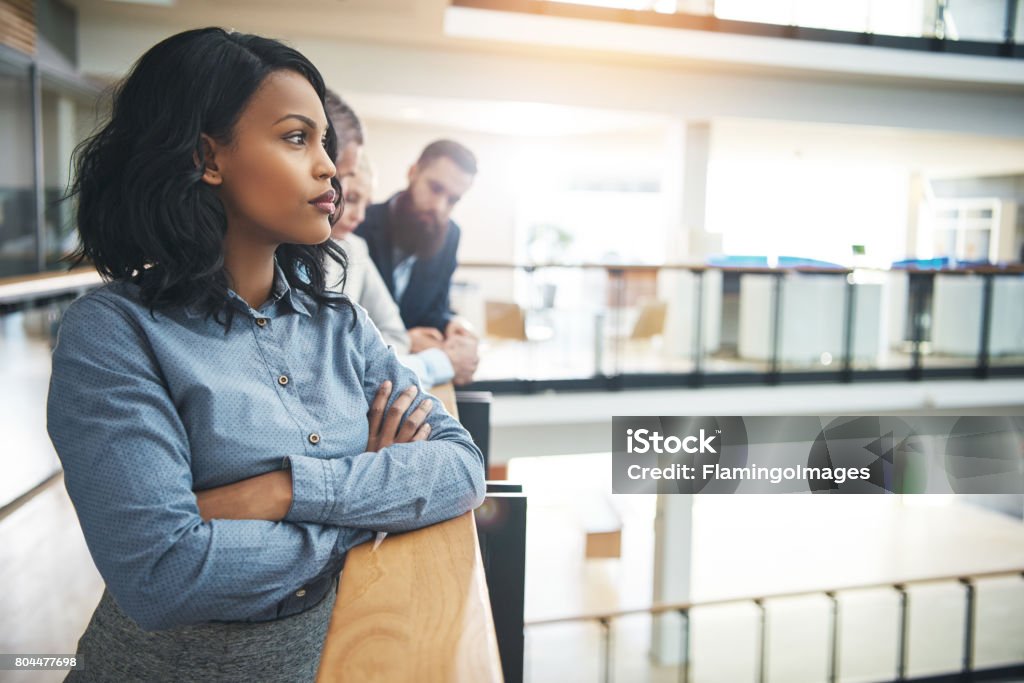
[255, 318, 267, 327]
[278, 375, 289, 386]
[295, 589, 306, 598]
[308, 433, 320, 445]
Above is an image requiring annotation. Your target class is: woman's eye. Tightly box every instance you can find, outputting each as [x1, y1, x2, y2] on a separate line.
[284, 132, 306, 145]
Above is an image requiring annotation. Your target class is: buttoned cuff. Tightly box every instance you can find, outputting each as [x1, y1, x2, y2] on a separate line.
[417, 348, 455, 386]
[283, 454, 335, 524]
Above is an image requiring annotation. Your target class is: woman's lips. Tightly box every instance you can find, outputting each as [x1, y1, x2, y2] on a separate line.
[310, 189, 337, 214]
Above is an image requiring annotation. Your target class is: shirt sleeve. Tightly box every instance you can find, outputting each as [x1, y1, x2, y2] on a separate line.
[397, 348, 455, 387]
[46, 294, 372, 632]
[283, 305, 485, 531]
[355, 241, 412, 354]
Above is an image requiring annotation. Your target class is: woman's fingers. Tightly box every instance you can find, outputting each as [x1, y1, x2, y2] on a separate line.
[381, 384, 418, 440]
[367, 381, 391, 438]
[368, 383, 435, 450]
[397, 398, 434, 442]
[411, 422, 432, 442]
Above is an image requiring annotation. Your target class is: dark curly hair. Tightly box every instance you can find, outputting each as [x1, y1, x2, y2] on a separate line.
[68, 27, 351, 326]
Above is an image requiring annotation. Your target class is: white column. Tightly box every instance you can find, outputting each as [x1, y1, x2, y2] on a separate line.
[651, 124, 708, 664]
[682, 120, 715, 261]
[661, 121, 717, 360]
[649, 492, 694, 665]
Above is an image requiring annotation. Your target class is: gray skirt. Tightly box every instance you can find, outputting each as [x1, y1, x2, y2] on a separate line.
[65, 576, 339, 683]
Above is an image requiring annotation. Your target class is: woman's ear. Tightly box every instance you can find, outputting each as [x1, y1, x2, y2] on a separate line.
[197, 133, 224, 187]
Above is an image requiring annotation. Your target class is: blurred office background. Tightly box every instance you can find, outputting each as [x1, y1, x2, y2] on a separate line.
[2, 1, 1023, 681]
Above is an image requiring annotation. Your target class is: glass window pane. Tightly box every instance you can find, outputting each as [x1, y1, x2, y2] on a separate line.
[794, 0, 871, 32]
[945, 0, 1007, 42]
[0, 58, 37, 277]
[868, 0, 927, 37]
[41, 81, 98, 270]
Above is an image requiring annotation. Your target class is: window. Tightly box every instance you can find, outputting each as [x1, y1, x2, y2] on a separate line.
[0, 55, 37, 277]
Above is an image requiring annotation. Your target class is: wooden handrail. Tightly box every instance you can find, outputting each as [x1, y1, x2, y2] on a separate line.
[0, 267, 102, 305]
[316, 511, 503, 682]
[430, 382, 460, 420]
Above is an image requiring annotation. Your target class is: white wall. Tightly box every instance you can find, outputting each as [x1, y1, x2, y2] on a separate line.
[354, 118, 518, 265]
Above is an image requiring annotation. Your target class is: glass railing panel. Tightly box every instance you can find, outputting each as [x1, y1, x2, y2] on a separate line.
[455, 264, 605, 381]
[731, 271, 781, 375]
[455, 262, 1020, 386]
[865, 269, 916, 371]
[986, 272, 1024, 368]
[773, 272, 849, 374]
[923, 272, 984, 369]
[631, 266, 703, 376]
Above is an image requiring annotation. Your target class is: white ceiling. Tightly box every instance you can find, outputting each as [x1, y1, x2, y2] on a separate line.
[344, 91, 671, 136]
[71, 0, 447, 45]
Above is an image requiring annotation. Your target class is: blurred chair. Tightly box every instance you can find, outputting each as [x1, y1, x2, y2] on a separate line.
[629, 300, 668, 340]
[484, 300, 527, 341]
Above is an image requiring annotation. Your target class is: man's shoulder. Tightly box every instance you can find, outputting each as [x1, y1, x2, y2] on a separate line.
[446, 219, 461, 240]
[438, 219, 461, 257]
[354, 201, 390, 237]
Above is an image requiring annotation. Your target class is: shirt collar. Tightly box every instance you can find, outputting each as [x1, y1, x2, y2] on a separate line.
[184, 261, 312, 319]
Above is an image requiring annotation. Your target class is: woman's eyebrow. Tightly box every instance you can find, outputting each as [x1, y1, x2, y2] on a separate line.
[273, 113, 327, 130]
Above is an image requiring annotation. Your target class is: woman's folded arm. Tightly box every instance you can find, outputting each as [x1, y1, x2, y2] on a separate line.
[47, 294, 371, 632]
[283, 305, 486, 532]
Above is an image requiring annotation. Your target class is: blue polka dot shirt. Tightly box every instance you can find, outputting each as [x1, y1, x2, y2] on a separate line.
[46, 262, 486, 632]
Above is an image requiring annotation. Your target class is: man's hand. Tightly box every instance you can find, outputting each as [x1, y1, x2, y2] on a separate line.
[194, 469, 292, 522]
[443, 334, 479, 386]
[445, 317, 477, 340]
[409, 326, 444, 352]
[366, 381, 433, 452]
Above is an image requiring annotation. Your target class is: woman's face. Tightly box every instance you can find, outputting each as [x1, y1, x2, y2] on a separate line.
[202, 70, 338, 247]
[332, 163, 373, 239]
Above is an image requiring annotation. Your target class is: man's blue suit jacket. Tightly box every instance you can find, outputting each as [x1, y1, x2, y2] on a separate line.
[354, 197, 460, 333]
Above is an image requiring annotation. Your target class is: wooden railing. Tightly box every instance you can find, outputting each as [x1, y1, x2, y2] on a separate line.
[430, 382, 460, 419]
[0, 266, 101, 305]
[316, 510, 503, 682]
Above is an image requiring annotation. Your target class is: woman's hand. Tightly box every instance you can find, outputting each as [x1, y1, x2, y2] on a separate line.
[194, 470, 292, 522]
[366, 381, 433, 452]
